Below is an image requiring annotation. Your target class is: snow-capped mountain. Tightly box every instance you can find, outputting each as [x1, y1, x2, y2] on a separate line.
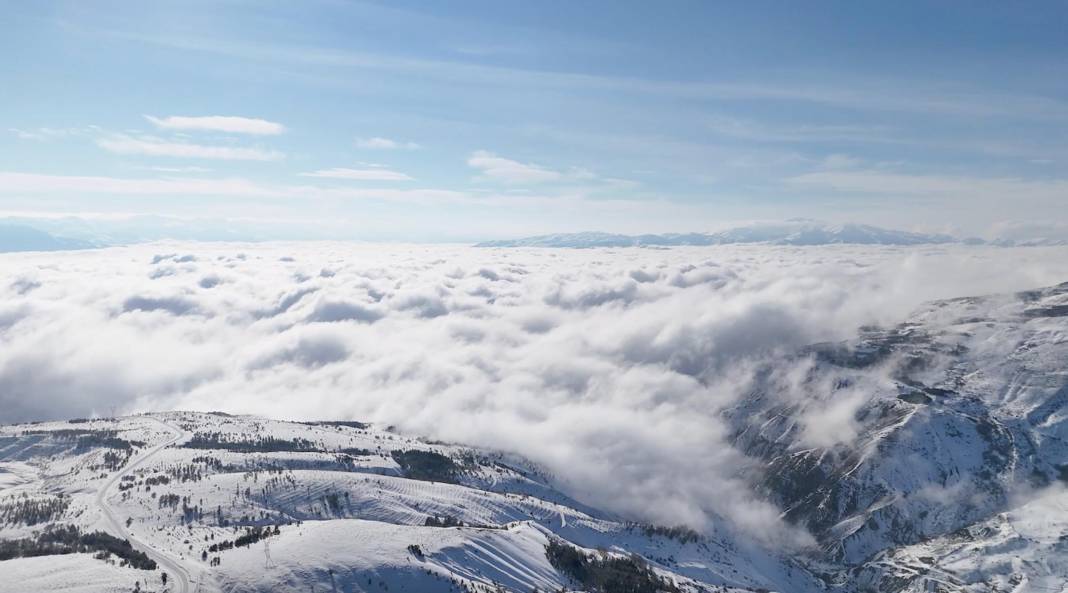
[476, 221, 961, 248]
[2, 281, 1068, 592]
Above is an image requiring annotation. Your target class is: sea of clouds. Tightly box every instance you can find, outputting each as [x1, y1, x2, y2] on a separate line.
[3, 242, 1068, 541]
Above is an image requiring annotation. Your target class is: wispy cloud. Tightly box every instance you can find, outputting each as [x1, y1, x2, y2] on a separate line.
[299, 167, 413, 181]
[466, 151, 616, 189]
[821, 154, 863, 169]
[356, 137, 420, 150]
[139, 165, 213, 173]
[101, 29, 1068, 121]
[787, 169, 1068, 201]
[144, 115, 285, 135]
[8, 126, 97, 141]
[702, 115, 894, 144]
[96, 134, 284, 161]
[467, 151, 564, 183]
[0, 171, 288, 197]
[0, 171, 464, 204]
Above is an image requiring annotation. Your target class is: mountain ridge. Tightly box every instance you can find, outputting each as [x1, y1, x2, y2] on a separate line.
[0, 223, 97, 253]
[477, 221, 980, 248]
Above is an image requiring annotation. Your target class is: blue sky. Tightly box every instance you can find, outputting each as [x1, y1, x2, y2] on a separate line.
[2, 1, 1067, 241]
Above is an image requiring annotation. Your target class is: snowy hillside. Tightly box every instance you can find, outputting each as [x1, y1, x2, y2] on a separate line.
[0, 412, 805, 593]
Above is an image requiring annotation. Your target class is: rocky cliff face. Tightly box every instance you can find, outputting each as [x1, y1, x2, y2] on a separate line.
[726, 283, 1068, 588]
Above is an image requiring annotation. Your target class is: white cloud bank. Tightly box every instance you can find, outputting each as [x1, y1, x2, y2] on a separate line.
[144, 115, 286, 135]
[2, 243, 1068, 541]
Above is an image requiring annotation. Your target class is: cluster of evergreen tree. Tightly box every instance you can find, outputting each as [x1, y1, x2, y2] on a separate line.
[322, 491, 346, 515]
[182, 432, 322, 453]
[421, 514, 502, 530]
[165, 461, 209, 483]
[545, 540, 679, 593]
[627, 523, 703, 544]
[152, 492, 203, 523]
[158, 493, 181, 509]
[391, 449, 459, 483]
[0, 525, 156, 570]
[96, 449, 132, 471]
[337, 447, 376, 456]
[0, 494, 70, 526]
[301, 420, 370, 430]
[77, 434, 144, 451]
[206, 525, 280, 553]
[143, 474, 170, 486]
[424, 514, 464, 528]
[22, 428, 144, 451]
[191, 455, 224, 471]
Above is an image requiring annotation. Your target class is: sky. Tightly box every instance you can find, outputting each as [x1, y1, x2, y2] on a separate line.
[2, 1, 1068, 241]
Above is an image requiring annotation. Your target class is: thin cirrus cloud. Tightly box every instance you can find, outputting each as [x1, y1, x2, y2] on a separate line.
[144, 115, 286, 135]
[467, 150, 564, 183]
[140, 165, 213, 173]
[120, 31, 1068, 122]
[0, 171, 289, 197]
[8, 126, 96, 141]
[299, 167, 413, 181]
[0, 171, 469, 204]
[355, 137, 421, 150]
[96, 134, 285, 161]
[787, 169, 1068, 201]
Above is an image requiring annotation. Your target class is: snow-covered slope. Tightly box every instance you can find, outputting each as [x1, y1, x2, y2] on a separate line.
[726, 281, 1068, 589]
[0, 412, 807, 593]
[853, 485, 1068, 592]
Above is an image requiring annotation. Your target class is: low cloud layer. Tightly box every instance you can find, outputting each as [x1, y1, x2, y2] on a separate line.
[3, 243, 1068, 542]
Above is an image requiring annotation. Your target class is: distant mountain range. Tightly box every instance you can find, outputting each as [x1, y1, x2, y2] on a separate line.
[2, 218, 1065, 251]
[0, 224, 97, 253]
[476, 220, 1066, 248]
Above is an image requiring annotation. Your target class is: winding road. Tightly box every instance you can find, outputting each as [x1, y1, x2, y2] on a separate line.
[95, 416, 199, 593]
